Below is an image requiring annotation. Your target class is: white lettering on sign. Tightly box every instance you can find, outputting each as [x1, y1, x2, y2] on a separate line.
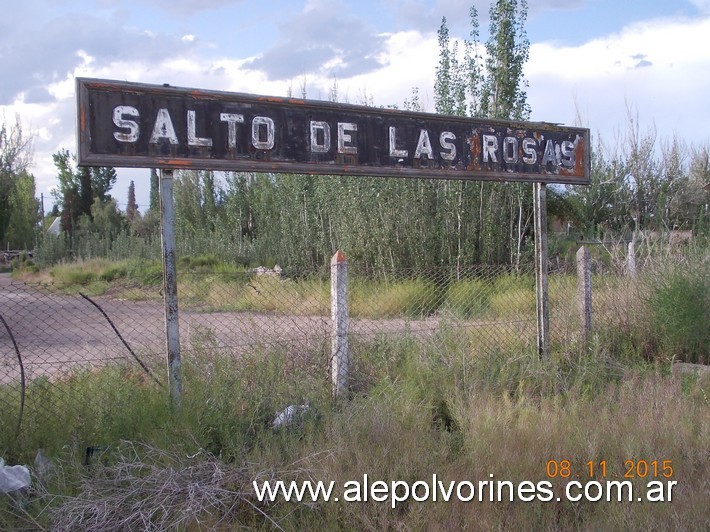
[440, 131, 456, 161]
[310, 121, 331, 153]
[220, 113, 245, 149]
[337, 122, 358, 154]
[110, 107, 288, 153]
[389, 126, 408, 158]
[112, 106, 140, 143]
[522, 138, 537, 164]
[150, 108, 179, 145]
[108, 104, 579, 172]
[414, 129, 433, 159]
[252, 116, 275, 150]
[561, 139, 576, 168]
[503, 136, 518, 164]
[187, 110, 212, 148]
[479, 135, 576, 168]
[541, 139, 556, 166]
[483, 134, 498, 163]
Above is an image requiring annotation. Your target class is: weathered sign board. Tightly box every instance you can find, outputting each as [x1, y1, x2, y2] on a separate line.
[77, 78, 590, 184]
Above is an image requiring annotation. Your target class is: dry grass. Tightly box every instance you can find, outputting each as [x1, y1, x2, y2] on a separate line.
[46, 441, 278, 531]
[307, 371, 709, 531]
[2, 342, 708, 530]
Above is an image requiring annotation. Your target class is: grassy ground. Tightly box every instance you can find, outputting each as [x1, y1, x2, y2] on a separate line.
[3, 253, 707, 529]
[1, 329, 708, 530]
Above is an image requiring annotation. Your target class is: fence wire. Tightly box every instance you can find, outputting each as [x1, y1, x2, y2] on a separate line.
[1, 260, 636, 442]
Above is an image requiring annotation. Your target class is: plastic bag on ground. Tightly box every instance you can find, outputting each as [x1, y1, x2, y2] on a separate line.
[272, 404, 310, 430]
[0, 457, 31, 494]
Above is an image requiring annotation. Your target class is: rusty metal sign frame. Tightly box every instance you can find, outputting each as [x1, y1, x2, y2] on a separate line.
[77, 78, 590, 185]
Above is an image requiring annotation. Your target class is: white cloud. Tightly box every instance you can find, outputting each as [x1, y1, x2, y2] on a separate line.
[689, 0, 710, 14]
[525, 14, 710, 142]
[528, 16, 710, 80]
[324, 30, 438, 108]
[1, 25, 438, 208]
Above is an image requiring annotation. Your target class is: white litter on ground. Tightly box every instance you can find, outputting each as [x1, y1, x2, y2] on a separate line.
[272, 404, 310, 430]
[0, 457, 30, 494]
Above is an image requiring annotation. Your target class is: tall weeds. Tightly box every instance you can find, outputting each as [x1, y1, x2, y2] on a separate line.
[1, 328, 707, 530]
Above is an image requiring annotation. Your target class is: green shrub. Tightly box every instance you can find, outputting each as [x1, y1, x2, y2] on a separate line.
[133, 261, 164, 286]
[179, 254, 222, 271]
[225, 275, 329, 315]
[49, 265, 96, 285]
[10, 253, 39, 274]
[493, 272, 534, 293]
[99, 263, 129, 282]
[488, 287, 536, 317]
[649, 267, 709, 364]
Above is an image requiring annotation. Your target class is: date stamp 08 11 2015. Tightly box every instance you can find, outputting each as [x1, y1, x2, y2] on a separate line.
[546, 459, 674, 480]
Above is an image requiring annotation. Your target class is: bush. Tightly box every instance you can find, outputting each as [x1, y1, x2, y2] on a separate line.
[10, 252, 39, 274]
[488, 287, 536, 318]
[179, 254, 222, 271]
[99, 263, 128, 282]
[648, 265, 709, 364]
[49, 265, 96, 285]
[132, 261, 164, 286]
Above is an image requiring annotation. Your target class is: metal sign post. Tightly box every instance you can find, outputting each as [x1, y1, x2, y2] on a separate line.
[159, 169, 182, 410]
[533, 183, 550, 358]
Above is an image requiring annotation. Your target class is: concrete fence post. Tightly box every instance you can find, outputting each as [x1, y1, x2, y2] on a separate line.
[627, 240, 637, 277]
[576, 245, 592, 341]
[330, 250, 349, 399]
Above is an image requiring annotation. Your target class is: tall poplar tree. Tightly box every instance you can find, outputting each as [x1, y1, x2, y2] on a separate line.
[126, 180, 139, 222]
[481, 0, 531, 120]
[91, 166, 117, 203]
[5, 172, 39, 249]
[51, 150, 117, 236]
[434, 1, 533, 265]
[149, 168, 159, 210]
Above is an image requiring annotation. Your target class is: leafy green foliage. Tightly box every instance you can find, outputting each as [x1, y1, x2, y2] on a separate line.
[0, 118, 39, 249]
[648, 261, 709, 364]
[5, 171, 39, 249]
[481, 0, 531, 120]
[51, 150, 119, 238]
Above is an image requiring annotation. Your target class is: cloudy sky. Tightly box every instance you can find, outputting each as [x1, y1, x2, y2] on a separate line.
[1, 0, 709, 212]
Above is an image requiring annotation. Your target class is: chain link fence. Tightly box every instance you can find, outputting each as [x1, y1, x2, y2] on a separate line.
[1, 254, 641, 443]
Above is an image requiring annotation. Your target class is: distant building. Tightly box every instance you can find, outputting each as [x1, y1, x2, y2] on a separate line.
[47, 217, 61, 236]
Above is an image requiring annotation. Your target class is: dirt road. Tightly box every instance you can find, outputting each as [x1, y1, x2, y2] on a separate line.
[0, 276, 447, 384]
[0, 276, 333, 383]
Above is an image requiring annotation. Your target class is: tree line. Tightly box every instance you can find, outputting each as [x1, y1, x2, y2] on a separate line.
[5, 0, 709, 270]
[0, 118, 39, 250]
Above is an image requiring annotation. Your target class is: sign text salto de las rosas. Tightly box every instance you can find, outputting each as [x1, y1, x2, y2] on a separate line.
[77, 78, 590, 184]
